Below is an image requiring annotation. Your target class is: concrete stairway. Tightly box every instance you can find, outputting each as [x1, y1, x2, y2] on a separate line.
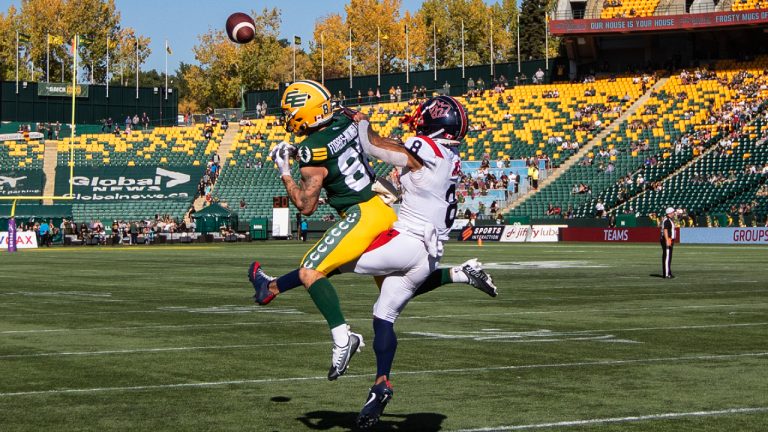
[503, 76, 670, 214]
[42, 140, 59, 205]
[191, 124, 240, 213]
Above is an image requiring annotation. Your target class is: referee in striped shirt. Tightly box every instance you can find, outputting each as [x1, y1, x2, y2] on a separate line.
[660, 207, 676, 278]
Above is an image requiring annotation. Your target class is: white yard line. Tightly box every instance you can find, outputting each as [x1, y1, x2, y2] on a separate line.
[0, 352, 765, 397]
[2, 322, 765, 359]
[2, 303, 767, 335]
[450, 407, 768, 431]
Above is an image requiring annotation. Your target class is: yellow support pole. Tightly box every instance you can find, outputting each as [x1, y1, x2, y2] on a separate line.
[70, 34, 77, 199]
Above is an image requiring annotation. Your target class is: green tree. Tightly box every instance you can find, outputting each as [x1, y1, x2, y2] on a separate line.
[519, 0, 547, 61]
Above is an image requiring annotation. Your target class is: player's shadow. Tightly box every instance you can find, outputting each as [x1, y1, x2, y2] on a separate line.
[297, 410, 446, 431]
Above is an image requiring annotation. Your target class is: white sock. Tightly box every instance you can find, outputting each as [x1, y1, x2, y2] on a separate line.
[450, 266, 469, 284]
[331, 324, 350, 347]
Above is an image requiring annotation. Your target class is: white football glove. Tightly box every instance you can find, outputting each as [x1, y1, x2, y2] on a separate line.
[269, 142, 296, 177]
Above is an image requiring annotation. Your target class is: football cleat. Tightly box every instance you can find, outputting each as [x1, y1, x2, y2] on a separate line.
[459, 259, 498, 297]
[327, 331, 363, 381]
[356, 381, 394, 429]
[248, 261, 276, 305]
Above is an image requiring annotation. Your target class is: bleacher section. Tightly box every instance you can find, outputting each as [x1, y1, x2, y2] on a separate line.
[630, 119, 768, 215]
[56, 125, 220, 222]
[0, 137, 45, 169]
[601, 0, 660, 18]
[510, 59, 768, 220]
[731, 0, 768, 11]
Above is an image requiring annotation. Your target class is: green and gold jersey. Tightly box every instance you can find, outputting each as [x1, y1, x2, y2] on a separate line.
[296, 114, 376, 213]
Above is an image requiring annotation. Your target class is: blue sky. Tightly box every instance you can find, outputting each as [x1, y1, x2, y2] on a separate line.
[0, 0, 441, 73]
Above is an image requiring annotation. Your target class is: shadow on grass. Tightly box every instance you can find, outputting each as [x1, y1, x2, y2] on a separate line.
[297, 410, 447, 431]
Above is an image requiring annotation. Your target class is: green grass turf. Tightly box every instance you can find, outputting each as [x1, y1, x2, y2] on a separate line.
[0, 242, 766, 431]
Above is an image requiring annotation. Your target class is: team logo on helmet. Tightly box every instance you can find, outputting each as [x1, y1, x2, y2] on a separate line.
[428, 99, 452, 119]
[284, 90, 309, 108]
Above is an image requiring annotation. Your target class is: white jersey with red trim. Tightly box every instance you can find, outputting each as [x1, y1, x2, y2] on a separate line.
[394, 135, 460, 242]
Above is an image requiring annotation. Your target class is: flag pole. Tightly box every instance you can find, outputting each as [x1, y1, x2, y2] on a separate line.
[433, 22, 437, 82]
[164, 40, 168, 100]
[16, 30, 19, 94]
[461, 20, 465, 79]
[135, 36, 139, 99]
[106, 34, 110, 98]
[517, 11, 521, 74]
[490, 16, 494, 79]
[320, 32, 325, 86]
[545, 13, 550, 71]
[47, 33, 50, 83]
[348, 26, 352, 90]
[292, 36, 296, 82]
[405, 24, 409, 85]
[377, 26, 381, 87]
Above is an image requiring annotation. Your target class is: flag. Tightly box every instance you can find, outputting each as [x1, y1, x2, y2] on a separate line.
[79, 35, 93, 46]
[18, 33, 30, 43]
[166, 42, 172, 55]
[48, 35, 64, 45]
[294, 35, 301, 45]
[108, 38, 118, 49]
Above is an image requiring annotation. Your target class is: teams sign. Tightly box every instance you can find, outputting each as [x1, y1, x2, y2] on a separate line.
[560, 227, 673, 243]
[550, 9, 768, 35]
[55, 166, 201, 201]
[0, 170, 45, 196]
[0, 231, 38, 249]
[680, 228, 768, 244]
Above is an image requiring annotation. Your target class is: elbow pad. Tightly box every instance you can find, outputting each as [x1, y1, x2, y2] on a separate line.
[359, 120, 409, 167]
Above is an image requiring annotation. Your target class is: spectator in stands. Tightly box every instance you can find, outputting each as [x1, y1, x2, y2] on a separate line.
[129, 222, 139, 245]
[39, 220, 51, 247]
[142, 113, 150, 130]
[595, 201, 606, 218]
[240, 198, 247, 210]
[221, 118, 229, 131]
[533, 68, 545, 84]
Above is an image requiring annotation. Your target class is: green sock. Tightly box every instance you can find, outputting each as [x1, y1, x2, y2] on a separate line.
[413, 268, 453, 297]
[308, 278, 346, 329]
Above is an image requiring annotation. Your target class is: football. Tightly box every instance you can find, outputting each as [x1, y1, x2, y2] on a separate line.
[225, 12, 256, 44]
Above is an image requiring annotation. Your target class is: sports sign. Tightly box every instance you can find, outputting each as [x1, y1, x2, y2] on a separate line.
[560, 227, 674, 243]
[0, 170, 45, 197]
[680, 228, 768, 244]
[550, 9, 768, 35]
[54, 166, 201, 201]
[37, 82, 89, 98]
[1, 231, 38, 250]
[458, 225, 505, 241]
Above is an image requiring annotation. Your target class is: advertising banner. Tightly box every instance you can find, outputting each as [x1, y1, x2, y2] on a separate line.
[37, 82, 89, 98]
[500, 224, 566, 243]
[458, 225, 505, 241]
[0, 132, 44, 142]
[560, 227, 673, 243]
[550, 9, 768, 35]
[0, 170, 45, 197]
[680, 227, 768, 244]
[1, 230, 38, 249]
[54, 166, 201, 201]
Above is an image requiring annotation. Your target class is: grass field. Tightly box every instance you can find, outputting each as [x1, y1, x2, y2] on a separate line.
[0, 242, 767, 431]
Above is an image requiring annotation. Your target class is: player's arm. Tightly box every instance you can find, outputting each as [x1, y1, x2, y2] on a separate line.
[282, 166, 326, 216]
[356, 117, 422, 170]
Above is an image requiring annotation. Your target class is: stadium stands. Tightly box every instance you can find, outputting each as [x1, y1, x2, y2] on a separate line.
[509, 59, 768, 220]
[601, 0, 661, 18]
[57, 125, 221, 222]
[0, 137, 45, 169]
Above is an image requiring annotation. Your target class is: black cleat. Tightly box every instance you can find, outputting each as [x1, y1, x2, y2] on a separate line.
[356, 381, 394, 429]
[458, 259, 498, 297]
[327, 331, 363, 381]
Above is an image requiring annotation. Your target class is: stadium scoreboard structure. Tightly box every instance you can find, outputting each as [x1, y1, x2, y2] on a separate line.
[550, 0, 768, 73]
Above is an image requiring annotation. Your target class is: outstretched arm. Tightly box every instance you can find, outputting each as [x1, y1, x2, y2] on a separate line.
[355, 115, 422, 170]
[282, 166, 326, 216]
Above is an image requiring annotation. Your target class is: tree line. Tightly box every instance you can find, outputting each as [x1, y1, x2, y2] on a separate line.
[0, 0, 556, 114]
